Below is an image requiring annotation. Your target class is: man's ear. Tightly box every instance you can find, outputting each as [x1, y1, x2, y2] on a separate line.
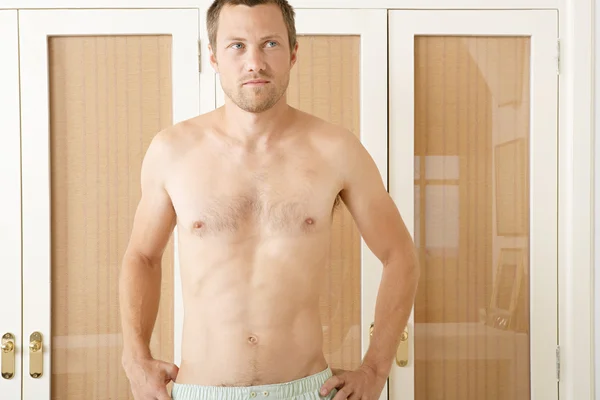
[209, 44, 219, 73]
[290, 41, 299, 67]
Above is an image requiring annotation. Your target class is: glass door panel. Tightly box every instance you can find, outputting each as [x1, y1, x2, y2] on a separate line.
[48, 35, 175, 399]
[413, 35, 531, 400]
[389, 10, 558, 400]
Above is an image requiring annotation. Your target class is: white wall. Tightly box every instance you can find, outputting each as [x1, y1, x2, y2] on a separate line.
[595, 0, 600, 395]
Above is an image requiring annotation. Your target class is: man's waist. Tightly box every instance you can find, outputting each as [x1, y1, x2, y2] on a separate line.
[176, 349, 328, 387]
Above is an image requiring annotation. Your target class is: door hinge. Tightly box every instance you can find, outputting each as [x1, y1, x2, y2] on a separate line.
[556, 39, 561, 75]
[198, 39, 202, 72]
[556, 346, 560, 381]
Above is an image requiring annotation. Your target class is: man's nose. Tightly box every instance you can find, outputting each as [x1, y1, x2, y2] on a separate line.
[244, 47, 267, 72]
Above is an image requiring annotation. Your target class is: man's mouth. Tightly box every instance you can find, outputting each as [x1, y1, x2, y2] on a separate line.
[243, 79, 270, 85]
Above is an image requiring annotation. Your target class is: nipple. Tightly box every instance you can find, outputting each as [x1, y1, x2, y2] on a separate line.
[193, 221, 203, 229]
[305, 218, 314, 225]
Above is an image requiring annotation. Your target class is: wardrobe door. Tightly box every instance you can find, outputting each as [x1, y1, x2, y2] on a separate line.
[214, 8, 389, 398]
[389, 9, 558, 400]
[18, 9, 204, 400]
[0, 9, 22, 400]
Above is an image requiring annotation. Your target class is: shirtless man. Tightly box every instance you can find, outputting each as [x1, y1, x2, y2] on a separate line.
[119, 1, 419, 399]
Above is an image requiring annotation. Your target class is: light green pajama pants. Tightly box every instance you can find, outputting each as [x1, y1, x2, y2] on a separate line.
[171, 366, 337, 400]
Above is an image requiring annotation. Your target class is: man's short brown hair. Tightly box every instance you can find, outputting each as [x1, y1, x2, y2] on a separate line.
[207, 0, 297, 52]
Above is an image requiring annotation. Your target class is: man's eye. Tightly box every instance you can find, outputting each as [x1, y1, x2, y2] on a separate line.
[266, 41, 278, 47]
[231, 43, 243, 49]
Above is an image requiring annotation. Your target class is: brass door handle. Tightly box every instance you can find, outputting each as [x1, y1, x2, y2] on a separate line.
[1, 333, 15, 379]
[396, 327, 409, 367]
[29, 332, 43, 378]
[370, 323, 410, 367]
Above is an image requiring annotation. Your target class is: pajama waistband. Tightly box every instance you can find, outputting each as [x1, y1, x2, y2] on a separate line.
[171, 366, 334, 400]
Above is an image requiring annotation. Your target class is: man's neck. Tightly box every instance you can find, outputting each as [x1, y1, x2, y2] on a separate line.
[220, 97, 294, 145]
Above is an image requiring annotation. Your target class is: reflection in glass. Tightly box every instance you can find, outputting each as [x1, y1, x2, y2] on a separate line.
[413, 36, 531, 400]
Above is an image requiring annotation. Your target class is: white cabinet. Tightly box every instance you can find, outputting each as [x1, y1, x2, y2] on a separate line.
[3, 8, 206, 400]
[388, 9, 558, 400]
[0, 4, 564, 400]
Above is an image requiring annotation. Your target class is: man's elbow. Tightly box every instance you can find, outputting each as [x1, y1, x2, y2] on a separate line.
[123, 247, 161, 270]
[385, 239, 420, 281]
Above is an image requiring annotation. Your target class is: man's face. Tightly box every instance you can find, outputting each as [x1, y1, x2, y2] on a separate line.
[210, 4, 298, 113]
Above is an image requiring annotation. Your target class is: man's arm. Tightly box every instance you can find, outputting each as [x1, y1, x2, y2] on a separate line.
[119, 131, 177, 363]
[338, 130, 420, 379]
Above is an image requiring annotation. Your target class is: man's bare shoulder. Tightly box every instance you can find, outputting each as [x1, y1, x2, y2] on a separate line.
[292, 109, 356, 147]
[291, 109, 360, 161]
[146, 112, 217, 161]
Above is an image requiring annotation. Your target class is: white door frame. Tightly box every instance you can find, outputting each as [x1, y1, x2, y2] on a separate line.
[389, 9, 559, 399]
[558, 1, 595, 399]
[18, 9, 202, 399]
[0, 10, 23, 400]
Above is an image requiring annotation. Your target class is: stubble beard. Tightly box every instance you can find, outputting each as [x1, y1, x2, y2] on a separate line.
[223, 75, 290, 114]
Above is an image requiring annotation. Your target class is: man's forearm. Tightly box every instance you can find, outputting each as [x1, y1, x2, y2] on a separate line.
[119, 251, 162, 361]
[361, 247, 419, 378]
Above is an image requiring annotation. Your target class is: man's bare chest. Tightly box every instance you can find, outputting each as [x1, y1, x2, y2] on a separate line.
[167, 158, 342, 237]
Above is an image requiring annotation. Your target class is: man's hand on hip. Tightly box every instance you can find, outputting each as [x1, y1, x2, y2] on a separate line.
[320, 365, 387, 400]
[123, 356, 179, 400]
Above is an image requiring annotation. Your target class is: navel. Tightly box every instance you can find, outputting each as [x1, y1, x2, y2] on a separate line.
[247, 335, 259, 345]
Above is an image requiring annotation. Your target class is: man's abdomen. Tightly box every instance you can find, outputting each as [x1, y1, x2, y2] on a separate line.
[174, 261, 330, 386]
[176, 306, 327, 386]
